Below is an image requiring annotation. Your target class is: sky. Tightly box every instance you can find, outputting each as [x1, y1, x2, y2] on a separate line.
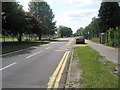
[17, 0, 102, 33]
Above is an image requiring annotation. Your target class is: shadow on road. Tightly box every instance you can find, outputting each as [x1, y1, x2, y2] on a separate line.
[1, 41, 50, 57]
[1, 39, 69, 57]
[2, 48, 36, 58]
[76, 42, 87, 44]
[40, 39, 69, 42]
[56, 40, 69, 42]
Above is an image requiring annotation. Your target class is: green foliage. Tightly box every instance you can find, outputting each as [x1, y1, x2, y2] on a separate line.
[28, 1, 56, 40]
[57, 25, 73, 37]
[74, 27, 84, 36]
[52, 35, 59, 39]
[106, 27, 120, 47]
[81, 2, 120, 46]
[98, 2, 120, 32]
[82, 17, 100, 39]
[2, 1, 56, 42]
[91, 37, 100, 43]
[2, 2, 32, 41]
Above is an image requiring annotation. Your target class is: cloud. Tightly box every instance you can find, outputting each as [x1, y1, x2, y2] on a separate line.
[57, 9, 98, 24]
[55, 8, 99, 32]
[17, 0, 30, 11]
[45, 0, 67, 7]
[68, 0, 101, 6]
[66, 9, 98, 21]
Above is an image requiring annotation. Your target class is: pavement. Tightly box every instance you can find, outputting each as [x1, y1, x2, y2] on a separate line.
[86, 40, 118, 64]
[1, 38, 74, 89]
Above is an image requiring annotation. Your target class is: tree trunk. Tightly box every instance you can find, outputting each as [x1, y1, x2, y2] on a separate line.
[38, 31, 42, 41]
[39, 33, 42, 40]
[12, 36, 14, 42]
[3, 36, 5, 42]
[29, 35, 31, 41]
[18, 33, 22, 42]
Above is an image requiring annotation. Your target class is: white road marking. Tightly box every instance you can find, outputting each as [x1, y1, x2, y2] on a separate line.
[46, 47, 51, 49]
[54, 50, 64, 52]
[0, 62, 16, 71]
[26, 51, 43, 59]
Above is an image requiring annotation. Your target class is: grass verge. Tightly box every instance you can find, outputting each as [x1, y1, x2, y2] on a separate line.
[2, 40, 50, 54]
[73, 46, 118, 88]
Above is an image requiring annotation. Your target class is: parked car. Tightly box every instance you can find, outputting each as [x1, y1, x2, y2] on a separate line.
[76, 36, 85, 44]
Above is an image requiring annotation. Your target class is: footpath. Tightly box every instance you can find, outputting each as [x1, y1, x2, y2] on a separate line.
[86, 40, 118, 64]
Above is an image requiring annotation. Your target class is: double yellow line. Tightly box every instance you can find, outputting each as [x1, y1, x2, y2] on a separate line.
[47, 51, 70, 89]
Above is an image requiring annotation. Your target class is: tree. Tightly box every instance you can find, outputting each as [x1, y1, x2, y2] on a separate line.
[2, 2, 30, 41]
[28, 1, 56, 40]
[83, 24, 93, 39]
[74, 27, 84, 36]
[90, 17, 100, 37]
[57, 26, 73, 37]
[98, 2, 120, 32]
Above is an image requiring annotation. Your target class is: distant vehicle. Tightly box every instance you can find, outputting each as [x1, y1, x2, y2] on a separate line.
[76, 36, 85, 44]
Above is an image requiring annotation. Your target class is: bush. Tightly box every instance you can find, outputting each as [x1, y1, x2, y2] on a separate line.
[52, 35, 59, 39]
[91, 37, 100, 43]
[106, 27, 120, 47]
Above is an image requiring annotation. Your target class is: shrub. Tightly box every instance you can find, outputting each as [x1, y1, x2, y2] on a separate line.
[91, 37, 100, 43]
[52, 35, 59, 39]
[106, 27, 120, 47]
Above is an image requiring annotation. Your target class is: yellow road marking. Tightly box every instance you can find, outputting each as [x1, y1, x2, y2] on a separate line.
[47, 51, 69, 88]
[54, 51, 70, 88]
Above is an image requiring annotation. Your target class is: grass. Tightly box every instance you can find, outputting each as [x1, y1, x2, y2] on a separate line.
[0, 37, 56, 42]
[0, 38, 18, 42]
[1, 37, 59, 54]
[2, 40, 50, 54]
[73, 46, 118, 88]
[90, 37, 100, 43]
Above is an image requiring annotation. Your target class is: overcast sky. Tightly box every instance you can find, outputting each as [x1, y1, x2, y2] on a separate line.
[17, 0, 102, 33]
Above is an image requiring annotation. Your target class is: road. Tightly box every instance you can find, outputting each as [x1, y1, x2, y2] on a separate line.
[86, 40, 118, 64]
[1, 38, 74, 88]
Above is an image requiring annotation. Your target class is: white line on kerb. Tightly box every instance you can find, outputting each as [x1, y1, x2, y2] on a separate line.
[26, 51, 43, 59]
[0, 62, 16, 71]
[46, 47, 50, 49]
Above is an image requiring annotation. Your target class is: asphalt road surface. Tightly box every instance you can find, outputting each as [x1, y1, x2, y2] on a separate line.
[1, 38, 74, 88]
[86, 40, 118, 64]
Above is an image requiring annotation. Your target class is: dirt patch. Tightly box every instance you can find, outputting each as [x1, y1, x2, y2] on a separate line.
[98, 57, 118, 76]
[98, 57, 106, 61]
[65, 58, 82, 88]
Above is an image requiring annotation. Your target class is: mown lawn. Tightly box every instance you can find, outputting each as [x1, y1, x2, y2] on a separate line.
[73, 46, 118, 88]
